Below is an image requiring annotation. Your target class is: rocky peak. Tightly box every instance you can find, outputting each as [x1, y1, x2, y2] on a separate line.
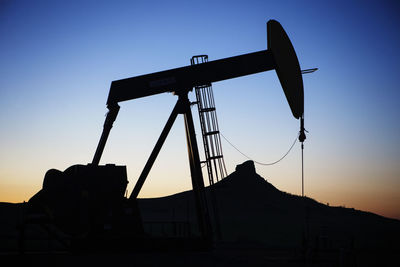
[235, 160, 256, 174]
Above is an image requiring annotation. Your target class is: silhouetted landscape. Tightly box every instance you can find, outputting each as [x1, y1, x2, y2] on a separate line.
[1, 161, 399, 266]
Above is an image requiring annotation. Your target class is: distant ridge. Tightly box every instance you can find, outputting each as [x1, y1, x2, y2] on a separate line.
[138, 160, 400, 249]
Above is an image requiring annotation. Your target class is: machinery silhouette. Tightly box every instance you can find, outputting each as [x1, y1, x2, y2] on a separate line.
[27, 20, 306, 251]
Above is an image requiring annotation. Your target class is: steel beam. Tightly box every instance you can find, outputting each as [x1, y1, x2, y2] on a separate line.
[107, 50, 274, 104]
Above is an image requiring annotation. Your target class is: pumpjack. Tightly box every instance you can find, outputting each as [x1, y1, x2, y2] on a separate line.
[27, 20, 306, 250]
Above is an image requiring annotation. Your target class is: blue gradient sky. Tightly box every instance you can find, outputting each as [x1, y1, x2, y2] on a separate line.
[1, 0, 399, 219]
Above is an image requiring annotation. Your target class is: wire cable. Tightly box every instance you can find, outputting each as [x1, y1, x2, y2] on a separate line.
[220, 132, 298, 166]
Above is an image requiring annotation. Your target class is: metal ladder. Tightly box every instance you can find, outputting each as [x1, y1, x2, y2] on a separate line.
[191, 55, 227, 186]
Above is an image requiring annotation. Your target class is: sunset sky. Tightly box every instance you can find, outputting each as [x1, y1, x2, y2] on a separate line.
[1, 0, 399, 220]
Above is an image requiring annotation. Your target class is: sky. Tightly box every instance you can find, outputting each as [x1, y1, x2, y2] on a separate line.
[0, 0, 399, 220]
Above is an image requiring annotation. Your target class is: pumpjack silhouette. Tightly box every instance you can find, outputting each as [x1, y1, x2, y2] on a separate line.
[27, 20, 306, 251]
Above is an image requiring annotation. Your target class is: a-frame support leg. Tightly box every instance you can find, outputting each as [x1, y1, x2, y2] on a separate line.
[180, 93, 212, 242]
[129, 92, 212, 243]
[130, 101, 180, 199]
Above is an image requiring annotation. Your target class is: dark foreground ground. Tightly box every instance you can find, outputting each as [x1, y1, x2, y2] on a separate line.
[1, 245, 399, 267]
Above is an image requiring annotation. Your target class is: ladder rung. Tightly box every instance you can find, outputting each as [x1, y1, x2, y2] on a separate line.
[205, 130, 219, 136]
[209, 155, 223, 161]
[195, 84, 211, 89]
[199, 107, 215, 113]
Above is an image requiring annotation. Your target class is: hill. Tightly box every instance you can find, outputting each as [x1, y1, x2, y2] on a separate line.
[138, 160, 400, 250]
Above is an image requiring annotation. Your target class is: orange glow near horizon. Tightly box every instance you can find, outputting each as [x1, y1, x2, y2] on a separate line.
[1, 163, 399, 221]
